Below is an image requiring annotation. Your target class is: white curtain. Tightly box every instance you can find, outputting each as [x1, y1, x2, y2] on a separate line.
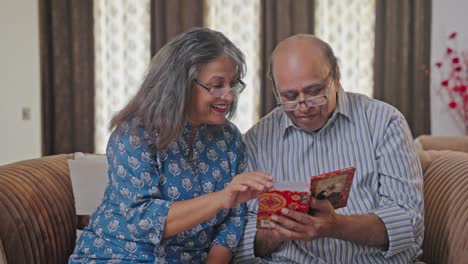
[94, 0, 376, 152]
[94, 0, 151, 154]
[315, 0, 376, 98]
[204, 0, 262, 133]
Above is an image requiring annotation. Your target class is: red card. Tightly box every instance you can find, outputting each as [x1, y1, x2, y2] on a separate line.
[257, 182, 310, 228]
[310, 166, 355, 209]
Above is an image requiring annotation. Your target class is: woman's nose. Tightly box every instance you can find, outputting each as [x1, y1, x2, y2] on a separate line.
[220, 89, 235, 101]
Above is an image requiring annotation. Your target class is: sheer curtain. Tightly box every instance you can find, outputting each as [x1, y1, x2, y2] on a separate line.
[93, 0, 378, 152]
[94, 1, 151, 154]
[315, 0, 376, 97]
[204, 0, 262, 133]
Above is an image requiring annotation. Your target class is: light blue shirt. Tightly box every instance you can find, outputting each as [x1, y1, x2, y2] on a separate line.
[235, 88, 424, 263]
[70, 120, 246, 263]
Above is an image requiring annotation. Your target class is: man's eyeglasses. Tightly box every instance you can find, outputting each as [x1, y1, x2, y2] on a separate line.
[276, 72, 333, 112]
[194, 79, 246, 98]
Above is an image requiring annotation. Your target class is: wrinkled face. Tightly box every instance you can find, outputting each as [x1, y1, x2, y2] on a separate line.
[187, 55, 238, 126]
[272, 49, 337, 132]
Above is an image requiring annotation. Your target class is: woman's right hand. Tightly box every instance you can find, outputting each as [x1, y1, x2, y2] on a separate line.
[218, 171, 273, 209]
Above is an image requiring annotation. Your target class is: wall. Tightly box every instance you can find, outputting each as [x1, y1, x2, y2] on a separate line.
[431, 0, 468, 135]
[0, 0, 42, 165]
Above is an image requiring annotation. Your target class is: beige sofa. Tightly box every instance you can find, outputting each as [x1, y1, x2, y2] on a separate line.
[414, 136, 468, 263]
[0, 136, 467, 263]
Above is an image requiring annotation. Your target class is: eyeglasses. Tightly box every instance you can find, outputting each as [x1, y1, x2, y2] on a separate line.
[194, 79, 246, 98]
[276, 72, 333, 112]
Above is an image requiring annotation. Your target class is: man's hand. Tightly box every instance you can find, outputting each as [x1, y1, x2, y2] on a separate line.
[269, 197, 389, 247]
[269, 197, 339, 240]
[254, 197, 336, 257]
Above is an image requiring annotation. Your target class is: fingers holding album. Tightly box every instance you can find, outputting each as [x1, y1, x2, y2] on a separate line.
[309, 196, 335, 215]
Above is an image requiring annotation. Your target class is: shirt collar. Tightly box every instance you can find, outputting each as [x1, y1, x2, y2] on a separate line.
[279, 85, 353, 136]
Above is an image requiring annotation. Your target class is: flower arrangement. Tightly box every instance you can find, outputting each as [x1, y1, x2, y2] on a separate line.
[432, 32, 468, 134]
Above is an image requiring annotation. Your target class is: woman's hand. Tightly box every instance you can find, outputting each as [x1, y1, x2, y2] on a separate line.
[218, 172, 273, 209]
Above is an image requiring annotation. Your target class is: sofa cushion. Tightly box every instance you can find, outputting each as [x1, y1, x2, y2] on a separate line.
[418, 150, 452, 173]
[68, 153, 108, 230]
[421, 150, 468, 263]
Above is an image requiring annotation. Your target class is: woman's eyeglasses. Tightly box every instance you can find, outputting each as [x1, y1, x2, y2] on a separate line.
[194, 79, 246, 98]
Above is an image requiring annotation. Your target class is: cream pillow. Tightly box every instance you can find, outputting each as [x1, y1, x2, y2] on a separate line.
[0, 238, 6, 264]
[68, 152, 109, 222]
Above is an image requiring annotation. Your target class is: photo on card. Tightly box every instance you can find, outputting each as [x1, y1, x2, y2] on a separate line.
[310, 166, 356, 209]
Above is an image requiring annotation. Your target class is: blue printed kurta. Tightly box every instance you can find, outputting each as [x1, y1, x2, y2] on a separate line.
[69, 120, 246, 263]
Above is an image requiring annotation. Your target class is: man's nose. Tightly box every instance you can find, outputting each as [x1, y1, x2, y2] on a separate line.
[297, 100, 310, 112]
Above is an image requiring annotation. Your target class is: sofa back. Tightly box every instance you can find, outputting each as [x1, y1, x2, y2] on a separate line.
[415, 135, 468, 153]
[419, 150, 468, 263]
[415, 135, 468, 263]
[0, 154, 75, 264]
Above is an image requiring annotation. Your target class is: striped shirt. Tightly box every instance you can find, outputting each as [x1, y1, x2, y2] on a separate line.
[234, 88, 424, 263]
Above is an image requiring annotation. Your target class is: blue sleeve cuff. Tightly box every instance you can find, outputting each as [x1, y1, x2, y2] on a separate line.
[145, 199, 174, 245]
[233, 199, 259, 263]
[212, 205, 246, 252]
[373, 205, 417, 257]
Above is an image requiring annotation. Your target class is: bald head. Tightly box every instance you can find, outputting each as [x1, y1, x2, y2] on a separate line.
[269, 34, 339, 132]
[270, 34, 338, 82]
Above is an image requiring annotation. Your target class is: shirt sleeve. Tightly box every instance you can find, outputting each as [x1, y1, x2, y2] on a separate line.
[103, 123, 173, 246]
[211, 126, 248, 252]
[373, 112, 424, 258]
[233, 130, 261, 263]
[211, 204, 246, 252]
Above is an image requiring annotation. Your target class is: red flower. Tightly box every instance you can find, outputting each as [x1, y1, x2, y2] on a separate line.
[432, 31, 467, 132]
[449, 32, 457, 39]
[460, 85, 467, 93]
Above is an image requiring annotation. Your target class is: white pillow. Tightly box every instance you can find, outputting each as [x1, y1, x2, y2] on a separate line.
[68, 152, 109, 216]
[0, 238, 6, 264]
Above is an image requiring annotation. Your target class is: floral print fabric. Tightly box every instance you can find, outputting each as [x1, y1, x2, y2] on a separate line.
[69, 120, 246, 263]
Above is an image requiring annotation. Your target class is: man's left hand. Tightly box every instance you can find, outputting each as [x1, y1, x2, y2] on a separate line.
[269, 197, 340, 240]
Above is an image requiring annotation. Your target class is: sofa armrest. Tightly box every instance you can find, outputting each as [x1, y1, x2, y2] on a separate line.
[0, 154, 76, 264]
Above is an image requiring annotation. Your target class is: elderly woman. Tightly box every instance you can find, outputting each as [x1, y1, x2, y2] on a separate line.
[69, 28, 273, 263]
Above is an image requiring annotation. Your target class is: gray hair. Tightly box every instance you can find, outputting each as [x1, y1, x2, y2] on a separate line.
[110, 27, 246, 150]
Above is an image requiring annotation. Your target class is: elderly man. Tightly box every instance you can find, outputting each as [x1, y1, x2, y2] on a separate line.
[235, 34, 424, 263]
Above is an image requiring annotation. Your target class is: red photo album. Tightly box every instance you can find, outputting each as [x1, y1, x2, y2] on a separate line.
[256, 166, 356, 228]
[257, 181, 310, 228]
